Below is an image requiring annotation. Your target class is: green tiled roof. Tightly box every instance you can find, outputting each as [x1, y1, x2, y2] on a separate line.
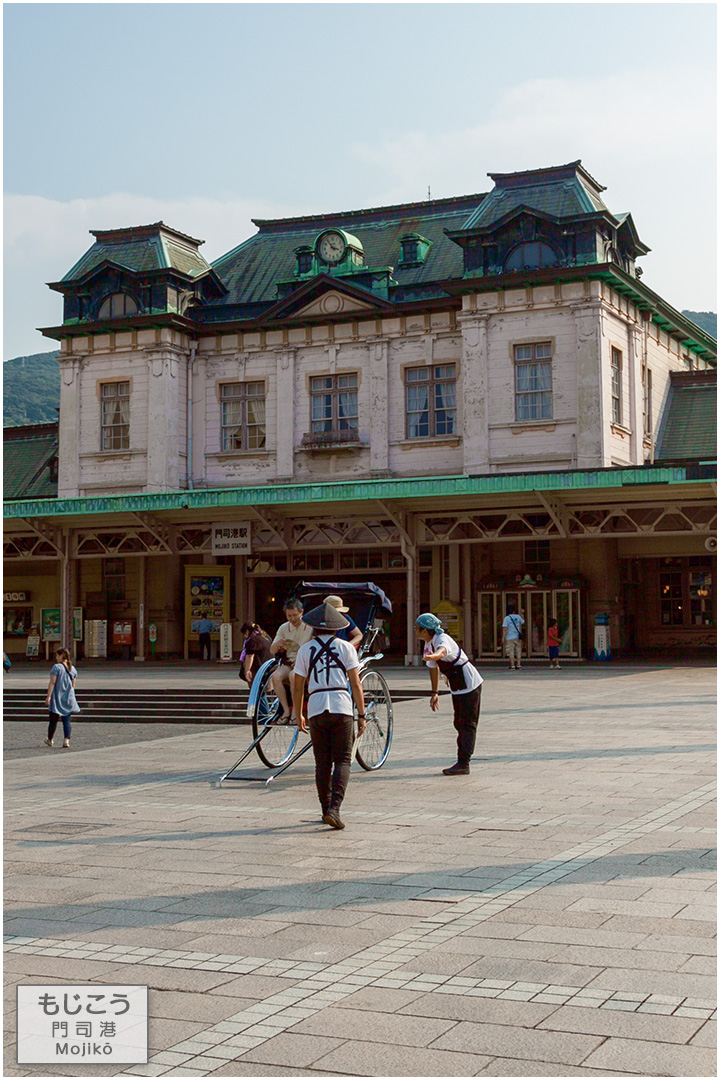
[211, 197, 481, 308]
[656, 375, 717, 461]
[461, 161, 610, 231]
[61, 223, 211, 283]
[3, 424, 58, 500]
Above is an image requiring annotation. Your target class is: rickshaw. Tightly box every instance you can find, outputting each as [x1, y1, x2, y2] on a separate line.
[218, 581, 393, 785]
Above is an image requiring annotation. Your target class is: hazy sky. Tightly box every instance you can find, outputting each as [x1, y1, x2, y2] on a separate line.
[4, 2, 717, 359]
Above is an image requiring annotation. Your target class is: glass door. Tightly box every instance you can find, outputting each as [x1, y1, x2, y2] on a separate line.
[553, 590, 581, 656]
[528, 591, 548, 656]
[502, 591, 523, 655]
[478, 591, 501, 656]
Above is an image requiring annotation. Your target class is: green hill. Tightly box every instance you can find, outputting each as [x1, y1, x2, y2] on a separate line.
[3, 351, 60, 426]
[682, 311, 717, 339]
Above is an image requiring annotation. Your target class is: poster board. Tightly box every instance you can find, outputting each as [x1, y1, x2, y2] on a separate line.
[72, 607, 83, 641]
[433, 599, 463, 640]
[185, 565, 231, 640]
[26, 635, 41, 658]
[41, 608, 61, 641]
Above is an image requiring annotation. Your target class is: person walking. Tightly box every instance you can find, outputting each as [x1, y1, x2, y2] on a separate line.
[196, 616, 214, 660]
[547, 618, 561, 669]
[238, 622, 272, 686]
[44, 647, 79, 749]
[502, 604, 525, 670]
[293, 602, 366, 830]
[416, 613, 483, 776]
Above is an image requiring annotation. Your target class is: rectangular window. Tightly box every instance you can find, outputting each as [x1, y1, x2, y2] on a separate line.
[525, 539, 551, 571]
[310, 373, 358, 434]
[104, 558, 126, 602]
[611, 347, 623, 425]
[659, 567, 683, 625]
[514, 344, 552, 421]
[405, 364, 457, 438]
[221, 382, 266, 451]
[644, 367, 653, 434]
[101, 381, 130, 450]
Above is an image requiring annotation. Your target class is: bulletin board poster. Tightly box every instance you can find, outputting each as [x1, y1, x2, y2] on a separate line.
[185, 565, 231, 640]
[41, 608, 61, 641]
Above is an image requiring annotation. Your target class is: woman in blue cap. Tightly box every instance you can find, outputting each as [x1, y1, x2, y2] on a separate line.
[416, 613, 483, 775]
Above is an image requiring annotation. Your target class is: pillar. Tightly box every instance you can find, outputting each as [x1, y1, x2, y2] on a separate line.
[573, 300, 606, 468]
[460, 311, 490, 473]
[370, 341, 390, 474]
[462, 544, 473, 656]
[276, 349, 296, 480]
[135, 556, 146, 661]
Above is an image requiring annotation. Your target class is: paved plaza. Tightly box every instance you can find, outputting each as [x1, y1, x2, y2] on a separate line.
[4, 663, 717, 1077]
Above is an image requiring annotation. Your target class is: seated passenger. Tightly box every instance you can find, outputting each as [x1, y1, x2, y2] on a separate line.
[238, 622, 272, 686]
[270, 599, 313, 721]
[324, 594, 363, 650]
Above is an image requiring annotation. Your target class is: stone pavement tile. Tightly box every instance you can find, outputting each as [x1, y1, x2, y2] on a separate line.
[287, 942, 380, 964]
[550, 944, 691, 971]
[393, 952, 480, 976]
[288, 1006, 456, 1047]
[148, 1016, 207, 1049]
[167, 917, 290, 938]
[476, 1059, 627, 1076]
[162, 932, 289, 956]
[311, 1039, 492, 1076]
[677, 955, 717, 976]
[440, 937, 563, 961]
[690, 1020, 717, 1048]
[208, 1064, 342, 1076]
[590, 967, 716, 1000]
[459, 920, 536, 940]
[430, 1021, 605, 1065]
[635, 933, 717, 956]
[537, 1004, 705, 1042]
[2, 955, 123, 980]
[517, 925, 648, 949]
[602, 915, 717, 938]
[458, 958, 602, 986]
[567, 897, 688, 919]
[61, 926, 209, 949]
[94, 961, 240, 992]
[207, 974, 301, 999]
[398, 992, 557, 1027]
[236, 1032, 345, 1067]
[334, 987, 422, 1012]
[353, 913, 419, 932]
[492, 908, 612, 930]
[675, 904, 718, 923]
[149, 989, 256, 1022]
[582, 1037, 717, 1076]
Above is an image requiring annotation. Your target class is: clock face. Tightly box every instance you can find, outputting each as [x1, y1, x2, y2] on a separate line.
[318, 232, 345, 265]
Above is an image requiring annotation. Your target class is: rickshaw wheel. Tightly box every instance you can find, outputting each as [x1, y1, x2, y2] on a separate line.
[356, 670, 393, 770]
[252, 667, 299, 768]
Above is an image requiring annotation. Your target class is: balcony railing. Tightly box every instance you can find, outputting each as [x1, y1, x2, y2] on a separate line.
[300, 429, 364, 450]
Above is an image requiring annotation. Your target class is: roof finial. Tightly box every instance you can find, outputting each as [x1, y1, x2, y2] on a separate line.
[427, 185, 431, 201]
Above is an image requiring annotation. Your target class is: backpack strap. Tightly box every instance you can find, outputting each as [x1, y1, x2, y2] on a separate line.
[305, 637, 349, 694]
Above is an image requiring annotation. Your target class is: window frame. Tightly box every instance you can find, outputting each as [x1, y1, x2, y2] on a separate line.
[505, 242, 558, 272]
[513, 343, 553, 422]
[611, 346, 623, 425]
[404, 363, 458, 440]
[100, 380, 130, 451]
[220, 381, 267, 452]
[309, 372, 359, 435]
[98, 293, 138, 319]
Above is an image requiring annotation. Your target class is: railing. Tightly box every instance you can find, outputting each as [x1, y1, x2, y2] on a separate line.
[300, 429, 364, 450]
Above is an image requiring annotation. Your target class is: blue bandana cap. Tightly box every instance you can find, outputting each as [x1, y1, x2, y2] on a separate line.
[416, 612, 443, 634]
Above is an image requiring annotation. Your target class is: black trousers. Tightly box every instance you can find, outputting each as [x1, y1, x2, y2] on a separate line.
[199, 632, 211, 660]
[451, 685, 482, 766]
[308, 711, 354, 813]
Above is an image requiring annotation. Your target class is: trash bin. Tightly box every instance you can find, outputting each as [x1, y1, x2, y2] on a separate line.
[594, 613, 611, 660]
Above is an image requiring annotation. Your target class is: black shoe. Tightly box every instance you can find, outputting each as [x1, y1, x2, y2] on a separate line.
[442, 763, 470, 775]
[322, 810, 345, 830]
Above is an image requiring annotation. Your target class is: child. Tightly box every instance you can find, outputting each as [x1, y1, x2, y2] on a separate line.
[44, 648, 79, 748]
[547, 619, 560, 669]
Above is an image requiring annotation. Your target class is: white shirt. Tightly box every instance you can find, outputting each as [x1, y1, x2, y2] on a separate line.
[502, 614, 525, 641]
[272, 620, 313, 664]
[294, 635, 359, 718]
[423, 632, 482, 695]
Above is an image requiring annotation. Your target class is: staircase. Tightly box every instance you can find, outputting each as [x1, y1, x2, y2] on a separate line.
[3, 688, 251, 725]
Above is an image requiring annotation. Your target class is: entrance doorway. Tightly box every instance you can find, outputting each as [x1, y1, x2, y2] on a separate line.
[478, 587, 583, 659]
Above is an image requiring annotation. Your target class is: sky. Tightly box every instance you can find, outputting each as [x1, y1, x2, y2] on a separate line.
[3, 2, 717, 359]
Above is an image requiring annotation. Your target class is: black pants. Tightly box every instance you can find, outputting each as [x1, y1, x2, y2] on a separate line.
[48, 712, 72, 740]
[308, 711, 354, 813]
[452, 685, 482, 766]
[199, 632, 211, 660]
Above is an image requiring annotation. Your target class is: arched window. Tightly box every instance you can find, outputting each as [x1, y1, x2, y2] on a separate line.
[505, 242, 558, 272]
[98, 293, 138, 319]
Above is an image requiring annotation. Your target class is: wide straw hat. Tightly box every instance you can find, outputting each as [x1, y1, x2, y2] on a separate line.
[302, 602, 350, 631]
[324, 594, 349, 613]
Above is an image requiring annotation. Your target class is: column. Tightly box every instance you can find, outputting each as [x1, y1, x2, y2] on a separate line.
[401, 513, 419, 665]
[459, 312, 490, 473]
[276, 349, 295, 480]
[58, 356, 81, 498]
[573, 301, 606, 468]
[135, 556, 146, 661]
[60, 529, 75, 651]
[369, 341, 390, 474]
[146, 346, 183, 492]
[628, 325, 644, 465]
[462, 544, 473, 656]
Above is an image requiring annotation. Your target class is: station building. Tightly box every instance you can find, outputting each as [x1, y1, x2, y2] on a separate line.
[3, 161, 716, 662]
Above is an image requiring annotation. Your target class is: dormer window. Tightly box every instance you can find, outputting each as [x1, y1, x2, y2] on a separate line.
[295, 248, 314, 275]
[98, 292, 138, 319]
[399, 233, 431, 267]
[505, 243, 558, 272]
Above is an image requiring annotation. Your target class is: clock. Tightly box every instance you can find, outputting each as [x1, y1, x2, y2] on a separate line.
[318, 231, 346, 265]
